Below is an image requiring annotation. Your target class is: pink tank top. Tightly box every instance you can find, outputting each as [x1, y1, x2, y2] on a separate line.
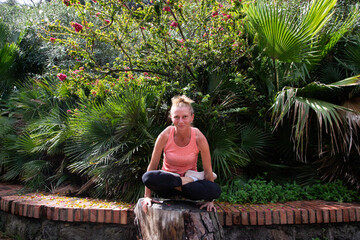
[162, 126, 199, 176]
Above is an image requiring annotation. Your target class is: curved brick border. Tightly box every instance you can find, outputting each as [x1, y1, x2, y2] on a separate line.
[0, 183, 359, 227]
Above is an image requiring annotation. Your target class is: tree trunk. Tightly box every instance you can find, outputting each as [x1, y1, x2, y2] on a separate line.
[134, 198, 224, 240]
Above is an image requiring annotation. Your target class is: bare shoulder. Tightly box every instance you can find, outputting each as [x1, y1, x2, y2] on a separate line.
[156, 126, 172, 145]
[194, 127, 208, 145]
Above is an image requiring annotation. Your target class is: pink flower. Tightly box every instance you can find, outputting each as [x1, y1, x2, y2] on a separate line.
[50, 37, 56, 43]
[178, 39, 185, 43]
[163, 6, 171, 12]
[66, 110, 72, 114]
[218, 3, 223, 8]
[71, 22, 83, 32]
[226, 14, 232, 19]
[212, 11, 218, 17]
[144, 72, 149, 76]
[57, 73, 67, 81]
[63, 0, 70, 6]
[104, 19, 110, 24]
[96, 12, 101, 17]
[91, 90, 97, 96]
[170, 21, 178, 28]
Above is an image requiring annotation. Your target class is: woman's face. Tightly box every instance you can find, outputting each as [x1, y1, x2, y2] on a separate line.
[171, 106, 194, 129]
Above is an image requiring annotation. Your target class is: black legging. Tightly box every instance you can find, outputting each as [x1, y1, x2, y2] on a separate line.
[142, 170, 221, 201]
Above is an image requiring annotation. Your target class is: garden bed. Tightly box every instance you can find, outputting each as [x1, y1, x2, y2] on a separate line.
[0, 183, 359, 240]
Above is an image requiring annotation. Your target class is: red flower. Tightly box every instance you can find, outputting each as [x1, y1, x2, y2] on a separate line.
[62, 0, 70, 6]
[140, 26, 145, 30]
[50, 37, 56, 43]
[163, 6, 171, 12]
[92, 0, 97, 2]
[211, 11, 218, 17]
[71, 22, 83, 32]
[57, 73, 67, 81]
[170, 21, 178, 28]
[104, 19, 110, 24]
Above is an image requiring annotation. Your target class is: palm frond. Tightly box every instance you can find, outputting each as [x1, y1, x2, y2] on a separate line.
[239, 123, 272, 157]
[22, 160, 49, 182]
[272, 75, 360, 161]
[205, 123, 250, 180]
[247, 1, 311, 63]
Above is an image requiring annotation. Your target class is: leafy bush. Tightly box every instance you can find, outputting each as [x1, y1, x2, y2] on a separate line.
[1, 0, 360, 203]
[219, 177, 360, 204]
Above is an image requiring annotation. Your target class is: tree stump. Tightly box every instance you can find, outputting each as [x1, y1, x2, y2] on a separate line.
[134, 198, 224, 240]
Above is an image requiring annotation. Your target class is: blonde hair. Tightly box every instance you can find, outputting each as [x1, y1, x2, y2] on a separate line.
[170, 95, 194, 115]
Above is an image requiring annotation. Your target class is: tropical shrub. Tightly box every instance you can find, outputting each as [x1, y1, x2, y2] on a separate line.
[0, 0, 360, 202]
[246, 0, 360, 189]
[65, 82, 167, 201]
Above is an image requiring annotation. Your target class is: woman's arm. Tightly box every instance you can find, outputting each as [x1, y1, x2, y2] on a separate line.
[144, 127, 170, 198]
[196, 128, 217, 211]
[196, 128, 214, 182]
[142, 127, 170, 213]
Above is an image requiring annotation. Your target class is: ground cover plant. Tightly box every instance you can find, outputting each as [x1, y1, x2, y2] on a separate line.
[219, 177, 360, 204]
[0, 0, 359, 203]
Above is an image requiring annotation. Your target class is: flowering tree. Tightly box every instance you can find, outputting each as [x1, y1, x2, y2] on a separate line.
[42, 0, 247, 101]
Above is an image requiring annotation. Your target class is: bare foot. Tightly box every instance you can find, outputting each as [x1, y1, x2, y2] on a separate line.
[174, 177, 194, 191]
[181, 176, 194, 185]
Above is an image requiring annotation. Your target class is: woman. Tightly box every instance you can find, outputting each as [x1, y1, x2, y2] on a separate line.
[142, 95, 221, 212]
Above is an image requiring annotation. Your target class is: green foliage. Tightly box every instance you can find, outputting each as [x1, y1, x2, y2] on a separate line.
[0, 20, 23, 100]
[246, 0, 359, 91]
[0, 0, 360, 202]
[65, 83, 166, 202]
[219, 177, 360, 204]
[0, 76, 77, 190]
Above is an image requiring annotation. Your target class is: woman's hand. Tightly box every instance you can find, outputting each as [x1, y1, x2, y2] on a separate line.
[199, 201, 216, 212]
[142, 197, 152, 213]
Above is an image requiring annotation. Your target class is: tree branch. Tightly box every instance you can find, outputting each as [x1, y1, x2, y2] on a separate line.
[100, 67, 170, 78]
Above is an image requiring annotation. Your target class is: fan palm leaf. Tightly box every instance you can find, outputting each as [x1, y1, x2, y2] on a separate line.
[247, 0, 359, 90]
[272, 74, 360, 160]
[65, 85, 163, 201]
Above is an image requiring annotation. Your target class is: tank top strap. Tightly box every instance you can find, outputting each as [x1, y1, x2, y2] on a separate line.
[165, 126, 175, 149]
[190, 127, 197, 146]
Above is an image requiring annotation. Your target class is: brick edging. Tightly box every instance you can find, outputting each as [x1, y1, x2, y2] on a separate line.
[215, 201, 360, 227]
[0, 184, 359, 226]
[0, 194, 134, 225]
